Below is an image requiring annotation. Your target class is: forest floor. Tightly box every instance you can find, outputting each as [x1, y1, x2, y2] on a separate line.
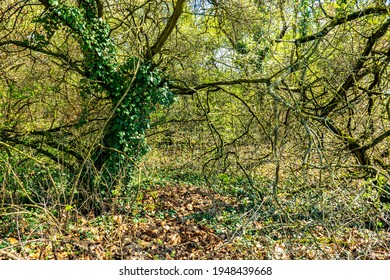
[1, 182, 390, 260]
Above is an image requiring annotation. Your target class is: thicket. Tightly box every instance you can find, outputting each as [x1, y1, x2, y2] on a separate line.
[0, 0, 389, 259]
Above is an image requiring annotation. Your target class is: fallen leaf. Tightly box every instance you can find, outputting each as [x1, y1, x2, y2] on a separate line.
[7, 237, 18, 245]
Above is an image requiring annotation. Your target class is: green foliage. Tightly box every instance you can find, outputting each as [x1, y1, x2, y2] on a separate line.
[102, 60, 175, 163]
[298, 0, 312, 37]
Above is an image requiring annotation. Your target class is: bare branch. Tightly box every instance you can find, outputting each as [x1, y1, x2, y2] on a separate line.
[361, 130, 390, 151]
[0, 40, 85, 76]
[148, 0, 186, 58]
[320, 17, 390, 117]
[96, 0, 104, 18]
[294, 7, 389, 45]
[37, 0, 50, 9]
[172, 78, 270, 95]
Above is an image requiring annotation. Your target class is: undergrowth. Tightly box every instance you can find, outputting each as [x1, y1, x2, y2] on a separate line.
[1, 146, 389, 260]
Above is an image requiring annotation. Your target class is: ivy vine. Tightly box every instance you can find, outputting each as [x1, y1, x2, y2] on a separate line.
[33, 0, 175, 177]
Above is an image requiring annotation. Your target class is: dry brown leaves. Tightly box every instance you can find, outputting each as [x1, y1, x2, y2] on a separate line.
[1, 184, 389, 260]
[0, 185, 243, 259]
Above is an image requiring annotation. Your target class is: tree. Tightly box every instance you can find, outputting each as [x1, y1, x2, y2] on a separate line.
[0, 1, 184, 203]
[165, 0, 390, 204]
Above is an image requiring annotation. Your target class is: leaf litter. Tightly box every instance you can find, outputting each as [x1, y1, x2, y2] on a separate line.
[1, 184, 389, 259]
